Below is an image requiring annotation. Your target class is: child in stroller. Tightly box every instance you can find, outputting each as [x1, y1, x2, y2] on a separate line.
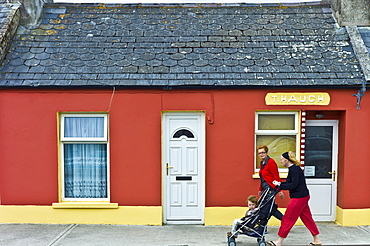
[227, 195, 258, 238]
[227, 187, 280, 246]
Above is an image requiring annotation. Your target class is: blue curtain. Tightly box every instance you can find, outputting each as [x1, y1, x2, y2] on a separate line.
[63, 117, 107, 199]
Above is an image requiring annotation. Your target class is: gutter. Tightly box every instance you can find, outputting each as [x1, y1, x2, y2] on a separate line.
[346, 26, 369, 110]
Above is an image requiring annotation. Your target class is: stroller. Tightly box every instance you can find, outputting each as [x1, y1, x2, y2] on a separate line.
[227, 187, 280, 246]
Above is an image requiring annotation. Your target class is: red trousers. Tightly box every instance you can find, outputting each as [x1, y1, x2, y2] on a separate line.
[278, 195, 320, 238]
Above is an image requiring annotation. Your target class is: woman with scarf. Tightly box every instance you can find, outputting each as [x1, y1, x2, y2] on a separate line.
[267, 151, 322, 246]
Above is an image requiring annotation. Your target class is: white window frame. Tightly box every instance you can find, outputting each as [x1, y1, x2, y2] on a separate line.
[255, 111, 300, 173]
[60, 113, 110, 202]
[60, 114, 108, 142]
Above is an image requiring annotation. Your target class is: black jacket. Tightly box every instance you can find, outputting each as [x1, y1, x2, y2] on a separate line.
[280, 165, 309, 199]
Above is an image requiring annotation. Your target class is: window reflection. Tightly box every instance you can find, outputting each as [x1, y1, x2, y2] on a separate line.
[256, 135, 296, 169]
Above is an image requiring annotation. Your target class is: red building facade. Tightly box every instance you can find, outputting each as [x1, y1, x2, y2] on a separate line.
[0, 88, 368, 225]
[1, 2, 369, 226]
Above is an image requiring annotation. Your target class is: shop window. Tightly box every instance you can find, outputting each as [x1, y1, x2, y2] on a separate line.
[60, 114, 109, 201]
[255, 111, 299, 171]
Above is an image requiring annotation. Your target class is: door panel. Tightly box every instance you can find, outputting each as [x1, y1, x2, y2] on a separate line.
[305, 120, 337, 221]
[307, 184, 332, 215]
[163, 112, 205, 224]
[170, 147, 182, 174]
[170, 183, 182, 206]
[187, 182, 198, 205]
[186, 146, 198, 174]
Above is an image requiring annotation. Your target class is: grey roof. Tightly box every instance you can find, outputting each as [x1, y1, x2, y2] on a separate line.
[359, 27, 370, 55]
[0, 2, 365, 88]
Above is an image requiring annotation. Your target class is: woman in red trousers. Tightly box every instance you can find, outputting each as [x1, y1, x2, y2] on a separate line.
[268, 151, 322, 246]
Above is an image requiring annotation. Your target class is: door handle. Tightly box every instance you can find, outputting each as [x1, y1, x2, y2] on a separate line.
[166, 163, 173, 176]
[328, 171, 336, 181]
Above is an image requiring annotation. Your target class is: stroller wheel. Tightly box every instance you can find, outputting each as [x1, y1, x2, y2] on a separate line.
[257, 238, 266, 246]
[227, 236, 236, 246]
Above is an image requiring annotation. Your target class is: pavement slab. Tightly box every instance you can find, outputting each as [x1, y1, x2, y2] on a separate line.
[0, 223, 369, 246]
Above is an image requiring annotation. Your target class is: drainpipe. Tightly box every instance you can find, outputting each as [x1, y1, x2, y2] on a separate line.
[352, 80, 367, 110]
[346, 26, 369, 110]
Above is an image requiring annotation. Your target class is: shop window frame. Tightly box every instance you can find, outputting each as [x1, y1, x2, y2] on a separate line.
[255, 111, 300, 173]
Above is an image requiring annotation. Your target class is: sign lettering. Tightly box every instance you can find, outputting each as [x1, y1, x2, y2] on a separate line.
[265, 93, 330, 105]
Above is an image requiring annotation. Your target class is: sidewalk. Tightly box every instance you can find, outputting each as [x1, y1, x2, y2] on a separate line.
[0, 222, 369, 246]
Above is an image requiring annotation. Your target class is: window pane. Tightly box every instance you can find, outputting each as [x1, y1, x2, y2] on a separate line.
[258, 114, 295, 130]
[173, 129, 195, 138]
[304, 126, 333, 178]
[256, 135, 296, 168]
[64, 144, 107, 198]
[64, 117, 105, 138]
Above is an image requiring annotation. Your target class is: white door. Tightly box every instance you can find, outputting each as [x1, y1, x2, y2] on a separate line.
[162, 112, 205, 224]
[304, 120, 338, 221]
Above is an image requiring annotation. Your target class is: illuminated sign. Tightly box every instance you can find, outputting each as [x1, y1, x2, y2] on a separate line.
[265, 92, 330, 105]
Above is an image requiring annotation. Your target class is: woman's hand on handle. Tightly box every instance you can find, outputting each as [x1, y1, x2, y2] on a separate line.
[278, 191, 284, 199]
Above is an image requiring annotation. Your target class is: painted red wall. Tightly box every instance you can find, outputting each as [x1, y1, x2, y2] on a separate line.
[338, 105, 370, 209]
[0, 88, 369, 209]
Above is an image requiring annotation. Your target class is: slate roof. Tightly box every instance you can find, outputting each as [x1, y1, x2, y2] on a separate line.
[359, 27, 370, 55]
[0, 2, 365, 88]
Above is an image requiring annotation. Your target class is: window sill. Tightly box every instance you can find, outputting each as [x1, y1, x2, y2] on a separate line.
[52, 202, 119, 209]
[252, 173, 288, 179]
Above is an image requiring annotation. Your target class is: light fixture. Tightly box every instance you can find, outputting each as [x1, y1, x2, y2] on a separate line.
[315, 112, 325, 119]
